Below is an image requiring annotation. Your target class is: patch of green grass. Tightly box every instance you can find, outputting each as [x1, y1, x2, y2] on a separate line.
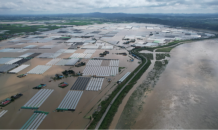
[156, 47, 173, 52]
[0, 24, 60, 34]
[119, 67, 125, 72]
[156, 53, 170, 60]
[141, 53, 153, 60]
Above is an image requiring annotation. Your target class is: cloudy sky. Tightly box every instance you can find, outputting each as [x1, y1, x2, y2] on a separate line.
[0, 0, 217, 14]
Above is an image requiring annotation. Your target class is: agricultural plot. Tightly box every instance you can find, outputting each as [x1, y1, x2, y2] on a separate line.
[153, 27, 161, 29]
[27, 65, 51, 74]
[84, 54, 93, 58]
[37, 53, 53, 58]
[70, 77, 91, 90]
[39, 45, 54, 49]
[84, 40, 95, 44]
[0, 110, 8, 118]
[65, 59, 79, 66]
[81, 46, 99, 49]
[28, 53, 41, 58]
[56, 91, 83, 111]
[20, 111, 48, 130]
[23, 45, 38, 49]
[101, 46, 113, 49]
[15, 43, 25, 45]
[118, 72, 131, 82]
[147, 26, 154, 29]
[66, 38, 83, 43]
[96, 42, 105, 46]
[38, 53, 61, 58]
[86, 77, 104, 91]
[83, 49, 96, 54]
[0, 58, 15, 64]
[0, 64, 18, 73]
[63, 49, 76, 53]
[19, 53, 34, 58]
[0, 48, 29, 53]
[68, 45, 78, 49]
[110, 67, 119, 76]
[67, 43, 74, 46]
[46, 58, 61, 65]
[70, 53, 86, 58]
[5, 58, 22, 64]
[56, 49, 66, 53]
[8, 64, 30, 73]
[55, 59, 69, 66]
[86, 60, 102, 66]
[101, 60, 110, 66]
[13, 58, 31, 65]
[83, 66, 112, 76]
[21, 89, 54, 109]
[102, 34, 115, 37]
[109, 59, 119, 66]
[47, 53, 62, 58]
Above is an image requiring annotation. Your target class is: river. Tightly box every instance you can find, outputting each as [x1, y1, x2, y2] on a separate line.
[116, 39, 218, 129]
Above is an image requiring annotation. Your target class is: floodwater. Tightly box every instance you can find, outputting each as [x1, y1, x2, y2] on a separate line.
[0, 28, 140, 129]
[116, 39, 218, 129]
[0, 23, 215, 129]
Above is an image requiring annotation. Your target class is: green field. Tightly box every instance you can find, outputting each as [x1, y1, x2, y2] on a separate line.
[156, 47, 173, 52]
[0, 24, 60, 34]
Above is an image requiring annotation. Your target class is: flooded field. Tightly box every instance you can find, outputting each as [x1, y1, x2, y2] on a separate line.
[116, 39, 218, 129]
[0, 23, 216, 129]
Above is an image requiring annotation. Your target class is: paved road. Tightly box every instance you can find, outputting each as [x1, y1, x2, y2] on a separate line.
[95, 54, 148, 129]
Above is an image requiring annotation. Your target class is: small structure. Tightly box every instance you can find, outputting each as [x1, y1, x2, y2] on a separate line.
[17, 74, 27, 78]
[58, 82, 69, 88]
[33, 84, 46, 89]
[0, 93, 23, 107]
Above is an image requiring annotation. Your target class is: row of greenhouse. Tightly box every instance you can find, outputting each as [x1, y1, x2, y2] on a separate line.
[56, 91, 83, 111]
[22, 89, 54, 109]
[86, 78, 104, 91]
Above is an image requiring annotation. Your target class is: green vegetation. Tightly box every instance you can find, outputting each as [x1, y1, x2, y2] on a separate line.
[119, 67, 125, 72]
[88, 48, 151, 129]
[0, 24, 61, 41]
[156, 47, 173, 52]
[0, 24, 59, 34]
[62, 70, 75, 76]
[156, 53, 170, 60]
[141, 53, 153, 60]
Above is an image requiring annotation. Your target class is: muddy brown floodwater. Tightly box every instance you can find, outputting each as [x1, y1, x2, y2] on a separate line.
[0, 37, 140, 129]
[116, 39, 218, 129]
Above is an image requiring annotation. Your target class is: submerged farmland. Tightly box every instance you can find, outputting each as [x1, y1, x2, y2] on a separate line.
[0, 23, 216, 129]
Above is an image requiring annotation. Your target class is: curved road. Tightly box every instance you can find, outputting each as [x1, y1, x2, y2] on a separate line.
[95, 54, 148, 129]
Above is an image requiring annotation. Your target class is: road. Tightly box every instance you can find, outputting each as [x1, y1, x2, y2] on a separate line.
[95, 54, 148, 129]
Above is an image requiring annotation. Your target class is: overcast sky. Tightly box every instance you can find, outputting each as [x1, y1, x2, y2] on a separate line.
[0, 0, 217, 14]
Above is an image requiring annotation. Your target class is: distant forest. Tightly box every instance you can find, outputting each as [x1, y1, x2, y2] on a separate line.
[0, 13, 218, 32]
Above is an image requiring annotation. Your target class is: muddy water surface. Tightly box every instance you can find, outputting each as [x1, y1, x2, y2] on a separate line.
[117, 39, 218, 129]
